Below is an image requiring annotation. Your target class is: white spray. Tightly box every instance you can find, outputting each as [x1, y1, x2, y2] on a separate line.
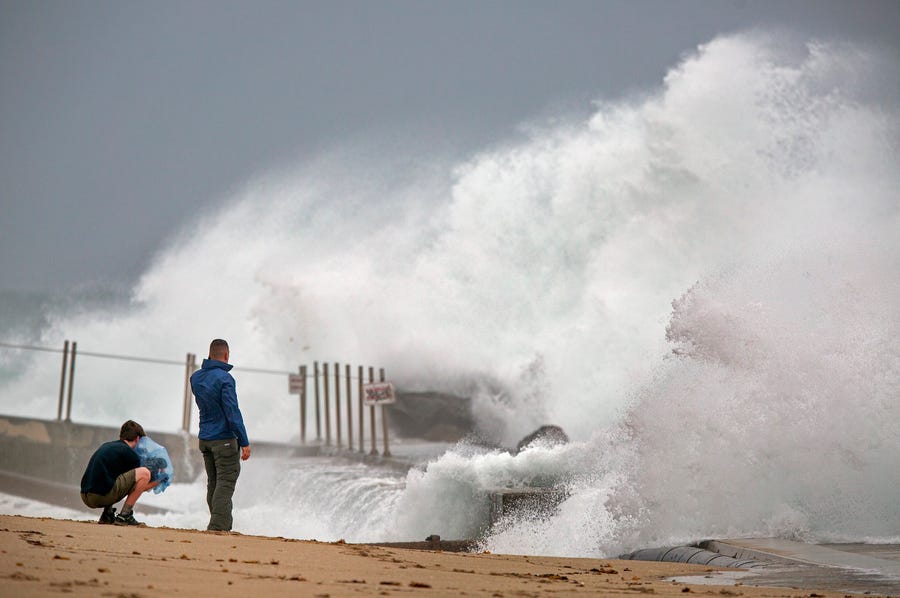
[1, 32, 898, 555]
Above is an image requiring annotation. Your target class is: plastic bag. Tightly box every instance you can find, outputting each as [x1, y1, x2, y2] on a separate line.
[135, 435, 174, 494]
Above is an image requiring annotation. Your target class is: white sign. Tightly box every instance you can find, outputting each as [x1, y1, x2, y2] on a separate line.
[288, 373, 305, 395]
[362, 382, 396, 406]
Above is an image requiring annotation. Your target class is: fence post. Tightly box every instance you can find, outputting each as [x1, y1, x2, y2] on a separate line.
[191, 353, 198, 421]
[314, 361, 321, 441]
[299, 365, 307, 445]
[64, 341, 77, 422]
[380, 367, 391, 457]
[368, 366, 377, 456]
[345, 364, 353, 450]
[189, 353, 198, 428]
[358, 365, 364, 453]
[57, 340, 69, 421]
[323, 362, 331, 446]
[334, 362, 342, 448]
[182, 352, 193, 433]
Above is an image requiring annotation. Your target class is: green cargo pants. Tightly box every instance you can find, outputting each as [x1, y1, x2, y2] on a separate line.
[199, 437, 241, 531]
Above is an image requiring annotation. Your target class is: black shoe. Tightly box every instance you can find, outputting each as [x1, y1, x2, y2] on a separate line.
[98, 506, 116, 524]
[113, 512, 143, 526]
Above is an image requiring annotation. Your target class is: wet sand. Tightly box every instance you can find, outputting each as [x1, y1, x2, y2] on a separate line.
[0, 514, 877, 597]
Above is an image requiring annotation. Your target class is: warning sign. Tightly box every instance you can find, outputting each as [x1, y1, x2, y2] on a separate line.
[288, 373, 305, 395]
[362, 382, 396, 406]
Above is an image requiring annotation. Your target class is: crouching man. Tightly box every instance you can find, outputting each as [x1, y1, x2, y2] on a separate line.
[80, 420, 159, 526]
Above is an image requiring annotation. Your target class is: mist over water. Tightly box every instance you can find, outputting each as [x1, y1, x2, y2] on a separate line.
[2, 32, 899, 556]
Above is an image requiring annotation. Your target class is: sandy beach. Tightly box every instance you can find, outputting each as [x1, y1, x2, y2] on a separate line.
[0, 514, 871, 597]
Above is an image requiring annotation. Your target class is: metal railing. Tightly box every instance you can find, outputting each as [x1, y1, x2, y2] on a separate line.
[0, 340, 392, 455]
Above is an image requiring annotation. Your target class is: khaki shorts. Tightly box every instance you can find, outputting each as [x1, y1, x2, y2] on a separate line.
[81, 469, 137, 508]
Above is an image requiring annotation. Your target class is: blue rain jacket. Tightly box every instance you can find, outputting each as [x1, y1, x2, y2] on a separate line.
[190, 359, 250, 447]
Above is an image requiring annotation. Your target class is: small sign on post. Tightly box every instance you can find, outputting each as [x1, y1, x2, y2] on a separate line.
[362, 381, 396, 406]
[289, 371, 307, 445]
[288, 373, 305, 395]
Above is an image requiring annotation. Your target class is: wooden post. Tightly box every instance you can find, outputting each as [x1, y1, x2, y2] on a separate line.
[189, 353, 197, 429]
[182, 352, 193, 433]
[65, 341, 77, 422]
[314, 361, 321, 440]
[380, 367, 391, 457]
[368, 366, 377, 455]
[334, 362, 341, 448]
[299, 365, 307, 444]
[345, 364, 353, 449]
[358, 365, 364, 453]
[324, 362, 331, 446]
[57, 340, 69, 421]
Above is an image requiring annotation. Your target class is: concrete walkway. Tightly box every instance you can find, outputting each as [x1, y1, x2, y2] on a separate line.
[708, 538, 900, 595]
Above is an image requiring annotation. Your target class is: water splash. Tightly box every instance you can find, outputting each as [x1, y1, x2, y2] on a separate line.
[1, 31, 898, 555]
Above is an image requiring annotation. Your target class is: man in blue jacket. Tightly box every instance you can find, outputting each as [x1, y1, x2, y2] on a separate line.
[80, 420, 159, 526]
[190, 338, 251, 531]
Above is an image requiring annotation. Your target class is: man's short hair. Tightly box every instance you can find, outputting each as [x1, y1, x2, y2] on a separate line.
[119, 420, 145, 441]
[209, 338, 229, 359]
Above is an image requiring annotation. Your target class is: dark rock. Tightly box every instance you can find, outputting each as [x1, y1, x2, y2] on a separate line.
[515, 425, 569, 454]
[388, 392, 473, 441]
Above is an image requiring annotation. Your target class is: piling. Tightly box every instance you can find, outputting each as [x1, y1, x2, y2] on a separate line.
[64, 342, 76, 422]
[314, 361, 321, 440]
[368, 366, 377, 455]
[358, 365, 364, 453]
[380, 367, 391, 457]
[299, 365, 307, 444]
[324, 362, 331, 446]
[57, 340, 69, 421]
[334, 362, 341, 447]
[345, 364, 353, 448]
[181, 352, 194, 433]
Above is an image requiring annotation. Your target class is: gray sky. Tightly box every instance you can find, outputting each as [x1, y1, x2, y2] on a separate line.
[2, 0, 898, 292]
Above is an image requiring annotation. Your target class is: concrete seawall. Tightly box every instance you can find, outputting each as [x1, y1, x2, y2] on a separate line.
[0, 414, 205, 487]
[0, 414, 328, 514]
[0, 414, 321, 488]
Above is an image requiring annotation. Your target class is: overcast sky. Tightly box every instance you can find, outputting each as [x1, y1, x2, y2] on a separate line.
[1, 0, 898, 293]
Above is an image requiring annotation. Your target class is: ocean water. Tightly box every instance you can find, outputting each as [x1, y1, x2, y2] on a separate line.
[1, 32, 899, 557]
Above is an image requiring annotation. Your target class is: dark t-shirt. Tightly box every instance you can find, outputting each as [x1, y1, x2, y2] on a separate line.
[80, 439, 140, 495]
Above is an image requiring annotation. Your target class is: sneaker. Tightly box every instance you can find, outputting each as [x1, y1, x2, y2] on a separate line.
[113, 512, 143, 526]
[98, 506, 116, 525]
